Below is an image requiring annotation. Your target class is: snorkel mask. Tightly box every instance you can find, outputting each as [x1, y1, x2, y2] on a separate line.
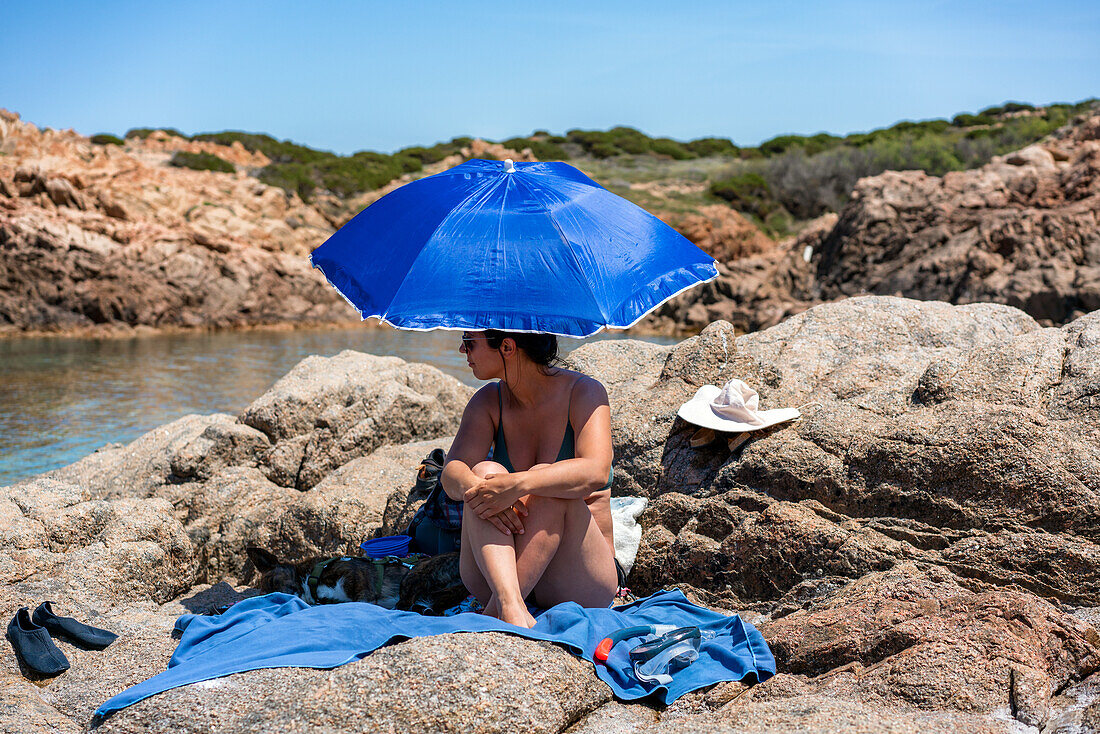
[627, 626, 706, 685]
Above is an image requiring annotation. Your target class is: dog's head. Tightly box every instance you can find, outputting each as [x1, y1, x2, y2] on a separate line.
[246, 547, 302, 596]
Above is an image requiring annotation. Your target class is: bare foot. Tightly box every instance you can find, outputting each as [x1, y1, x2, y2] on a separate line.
[482, 594, 500, 619]
[499, 599, 537, 628]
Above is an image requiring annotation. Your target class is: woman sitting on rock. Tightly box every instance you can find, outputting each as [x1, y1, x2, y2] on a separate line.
[442, 330, 617, 628]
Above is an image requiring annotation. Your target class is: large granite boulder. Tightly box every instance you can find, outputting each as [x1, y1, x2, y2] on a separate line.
[813, 116, 1100, 326]
[643, 213, 832, 335]
[38, 414, 227, 500]
[94, 633, 610, 734]
[0, 110, 358, 336]
[238, 351, 470, 490]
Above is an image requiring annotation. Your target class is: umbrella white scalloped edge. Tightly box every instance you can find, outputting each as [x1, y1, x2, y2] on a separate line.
[308, 253, 719, 339]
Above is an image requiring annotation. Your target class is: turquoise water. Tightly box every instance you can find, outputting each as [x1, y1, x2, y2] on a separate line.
[0, 327, 676, 486]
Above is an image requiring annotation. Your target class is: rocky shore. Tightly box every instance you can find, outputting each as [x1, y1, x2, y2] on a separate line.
[0, 110, 532, 337]
[2, 295, 1098, 732]
[0, 110, 361, 336]
[644, 112, 1100, 335]
[5, 107, 1098, 341]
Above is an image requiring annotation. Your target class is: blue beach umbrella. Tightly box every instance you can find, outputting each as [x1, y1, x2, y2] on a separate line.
[309, 158, 718, 338]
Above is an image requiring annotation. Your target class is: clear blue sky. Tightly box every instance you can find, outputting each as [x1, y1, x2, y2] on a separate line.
[2, 0, 1097, 155]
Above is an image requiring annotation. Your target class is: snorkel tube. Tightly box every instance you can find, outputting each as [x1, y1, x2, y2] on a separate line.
[593, 625, 679, 663]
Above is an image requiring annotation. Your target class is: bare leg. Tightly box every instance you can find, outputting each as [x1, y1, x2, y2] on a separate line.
[585, 488, 615, 555]
[459, 461, 537, 627]
[459, 462, 616, 623]
[506, 466, 615, 608]
[527, 494, 617, 609]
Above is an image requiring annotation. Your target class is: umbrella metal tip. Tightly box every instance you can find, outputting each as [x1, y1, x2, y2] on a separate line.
[504, 158, 516, 173]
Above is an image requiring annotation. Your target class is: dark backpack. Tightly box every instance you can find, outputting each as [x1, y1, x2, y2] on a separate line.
[405, 448, 463, 555]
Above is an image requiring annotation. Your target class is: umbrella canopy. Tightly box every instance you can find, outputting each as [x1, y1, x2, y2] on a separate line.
[309, 158, 718, 337]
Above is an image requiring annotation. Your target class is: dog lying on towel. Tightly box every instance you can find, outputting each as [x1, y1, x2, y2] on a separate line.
[245, 547, 468, 614]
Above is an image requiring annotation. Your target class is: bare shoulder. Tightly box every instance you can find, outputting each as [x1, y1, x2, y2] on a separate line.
[565, 372, 609, 409]
[465, 383, 500, 420]
[448, 384, 498, 465]
[453, 384, 498, 443]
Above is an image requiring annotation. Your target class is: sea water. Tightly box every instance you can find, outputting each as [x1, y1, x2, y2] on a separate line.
[0, 327, 676, 486]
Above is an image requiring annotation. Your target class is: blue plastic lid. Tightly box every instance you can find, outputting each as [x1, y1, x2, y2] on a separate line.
[360, 535, 412, 558]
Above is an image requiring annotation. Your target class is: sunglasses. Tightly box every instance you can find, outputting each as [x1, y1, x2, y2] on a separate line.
[460, 333, 481, 351]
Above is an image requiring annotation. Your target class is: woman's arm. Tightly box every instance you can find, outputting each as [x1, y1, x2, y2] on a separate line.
[440, 385, 497, 501]
[464, 377, 613, 516]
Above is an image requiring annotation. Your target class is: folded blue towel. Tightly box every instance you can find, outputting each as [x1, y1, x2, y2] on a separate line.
[95, 589, 773, 720]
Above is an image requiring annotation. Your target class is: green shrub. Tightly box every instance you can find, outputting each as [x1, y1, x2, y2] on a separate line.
[762, 208, 795, 237]
[804, 132, 842, 154]
[761, 134, 836, 158]
[257, 163, 315, 200]
[500, 137, 531, 151]
[544, 127, 736, 160]
[981, 101, 1035, 116]
[399, 144, 450, 164]
[125, 127, 187, 140]
[565, 129, 598, 146]
[904, 134, 964, 172]
[565, 129, 622, 157]
[708, 172, 776, 217]
[963, 127, 996, 139]
[650, 138, 695, 160]
[951, 113, 994, 127]
[954, 136, 996, 167]
[498, 136, 569, 160]
[888, 121, 924, 134]
[90, 133, 124, 146]
[310, 152, 405, 197]
[190, 131, 333, 165]
[393, 152, 423, 174]
[169, 151, 236, 173]
[685, 137, 738, 156]
[528, 140, 568, 160]
[758, 136, 792, 156]
[709, 108, 1066, 221]
[397, 139, 470, 164]
[587, 141, 620, 159]
[608, 127, 650, 155]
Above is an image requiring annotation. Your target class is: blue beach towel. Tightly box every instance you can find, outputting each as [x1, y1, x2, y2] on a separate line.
[94, 589, 774, 720]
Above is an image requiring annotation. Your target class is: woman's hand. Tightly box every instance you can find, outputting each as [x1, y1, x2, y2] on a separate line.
[464, 474, 527, 520]
[487, 500, 528, 535]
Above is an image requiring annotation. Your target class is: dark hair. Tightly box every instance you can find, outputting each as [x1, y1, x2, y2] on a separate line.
[484, 330, 560, 370]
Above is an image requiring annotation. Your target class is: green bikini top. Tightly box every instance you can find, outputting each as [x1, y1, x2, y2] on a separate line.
[492, 382, 613, 489]
[493, 382, 574, 473]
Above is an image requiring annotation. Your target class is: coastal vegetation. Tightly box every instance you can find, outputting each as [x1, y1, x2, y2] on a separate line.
[125, 126, 188, 140]
[169, 151, 236, 174]
[113, 99, 1095, 234]
[90, 133, 124, 146]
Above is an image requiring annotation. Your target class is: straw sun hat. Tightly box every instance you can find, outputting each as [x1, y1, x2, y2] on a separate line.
[677, 379, 800, 434]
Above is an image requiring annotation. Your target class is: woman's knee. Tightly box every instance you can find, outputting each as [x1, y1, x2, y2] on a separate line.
[523, 494, 587, 516]
[472, 460, 509, 478]
[523, 493, 565, 508]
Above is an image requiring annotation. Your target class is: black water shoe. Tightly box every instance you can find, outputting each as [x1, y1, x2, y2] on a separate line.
[6, 607, 70, 675]
[410, 448, 447, 500]
[32, 602, 118, 649]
